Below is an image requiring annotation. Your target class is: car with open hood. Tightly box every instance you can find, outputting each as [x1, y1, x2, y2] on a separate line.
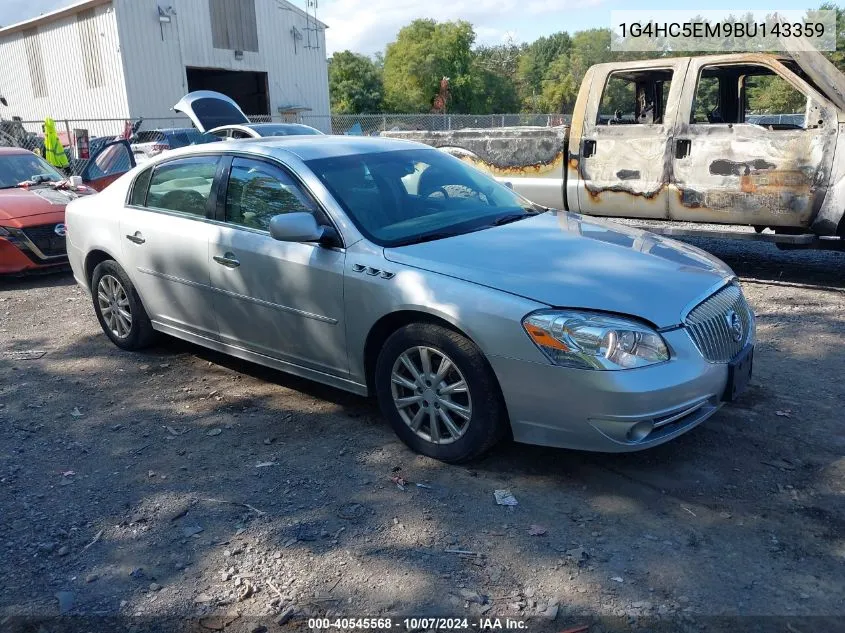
[63, 135, 755, 462]
[0, 142, 134, 274]
[173, 90, 323, 140]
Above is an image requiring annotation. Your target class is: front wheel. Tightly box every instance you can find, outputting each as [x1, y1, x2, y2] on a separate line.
[91, 260, 156, 350]
[375, 323, 507, 463]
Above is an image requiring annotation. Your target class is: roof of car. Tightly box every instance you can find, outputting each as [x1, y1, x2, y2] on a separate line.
[157, 135, 427, 163]
[0, 146, 34, 156]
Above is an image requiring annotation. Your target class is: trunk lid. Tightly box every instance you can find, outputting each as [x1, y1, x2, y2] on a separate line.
[173, 91, 250, 133]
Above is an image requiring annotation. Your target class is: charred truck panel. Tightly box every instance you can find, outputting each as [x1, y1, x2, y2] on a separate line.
[385, 52, 845, 242]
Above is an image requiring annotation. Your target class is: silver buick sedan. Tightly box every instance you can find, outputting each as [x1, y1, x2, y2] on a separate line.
[65, 136, 754, 462]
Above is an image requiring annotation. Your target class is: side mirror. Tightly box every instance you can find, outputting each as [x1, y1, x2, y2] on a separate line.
[269, 212, 325, 243]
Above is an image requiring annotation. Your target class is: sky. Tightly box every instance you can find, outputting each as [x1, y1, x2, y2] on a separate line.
[0, 0, 818, 55]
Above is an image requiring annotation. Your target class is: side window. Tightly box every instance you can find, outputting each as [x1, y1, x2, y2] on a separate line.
[231, 130, 252, 139]
[84, 142, 133, 180]
[597, 70, 672, 125]
[146, 156, 219, 217]
[224, 158, 317, 231]
[128, 166, 153, 206]
[745, 74, 807, 129]
[691, 75, 721, 123]
[692, 65, 808, 129]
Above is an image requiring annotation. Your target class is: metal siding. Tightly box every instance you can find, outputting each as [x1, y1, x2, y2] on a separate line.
[113, 0, 190, 127]
[0, 0, 328, 131]
[175, 0, 329, 122]
[0, 3, 129, 135]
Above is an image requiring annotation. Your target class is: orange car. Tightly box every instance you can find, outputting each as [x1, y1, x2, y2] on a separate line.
[0, 142, 133, 274]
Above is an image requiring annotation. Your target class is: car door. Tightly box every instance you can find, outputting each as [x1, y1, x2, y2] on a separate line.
[575, 59, 687, 219]
[119, 154, 223, 340]
[669, 57, 836, 227]
[80, 140, 135, 192]
[208, 156, 348, 375]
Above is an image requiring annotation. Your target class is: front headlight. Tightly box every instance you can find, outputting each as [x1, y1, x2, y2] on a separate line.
[522, 310, 669, 370]
[0, 226, 10, 237]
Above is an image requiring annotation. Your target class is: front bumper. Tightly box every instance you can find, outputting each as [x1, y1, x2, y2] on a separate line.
[0, 235, 67, 274]
[488, 328, 734, 452]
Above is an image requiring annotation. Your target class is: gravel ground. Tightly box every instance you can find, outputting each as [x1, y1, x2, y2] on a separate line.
[0, 237, 844, 633]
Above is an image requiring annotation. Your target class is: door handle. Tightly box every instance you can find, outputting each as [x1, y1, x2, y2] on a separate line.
[213, 253, 240, 268]
[125, 232, 145, 244]
[582, 139, 597, 158]
[675, 139, 691, 159]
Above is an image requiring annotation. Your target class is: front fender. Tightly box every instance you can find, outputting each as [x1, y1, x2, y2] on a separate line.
[343, 253, 549, 385]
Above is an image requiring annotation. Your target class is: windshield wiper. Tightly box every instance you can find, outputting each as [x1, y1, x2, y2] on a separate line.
[489, 212, 532, 227]
[391, 230, 465, 247]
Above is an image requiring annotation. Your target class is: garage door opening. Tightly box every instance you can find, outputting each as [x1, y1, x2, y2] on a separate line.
[186, 68, 269, 116]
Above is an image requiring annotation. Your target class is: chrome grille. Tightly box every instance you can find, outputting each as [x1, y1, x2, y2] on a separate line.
[684, 283, 754, 363]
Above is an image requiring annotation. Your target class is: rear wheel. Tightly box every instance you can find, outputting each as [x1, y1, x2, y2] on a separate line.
[91, 260, 156, 350]
[375, 323, 507, 463]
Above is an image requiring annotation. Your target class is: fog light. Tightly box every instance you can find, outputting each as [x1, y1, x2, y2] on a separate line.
[627, 420, 654, 442]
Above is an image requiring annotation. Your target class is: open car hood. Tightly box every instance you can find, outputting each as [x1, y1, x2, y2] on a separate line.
[173, 91, 250, 133]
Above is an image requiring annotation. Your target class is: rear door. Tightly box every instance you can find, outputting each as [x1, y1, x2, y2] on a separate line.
[669, 57, 837, 227]
[208, 156, 348, 375]
[119, 154, 223, 340]
[575, 59, 688, 219]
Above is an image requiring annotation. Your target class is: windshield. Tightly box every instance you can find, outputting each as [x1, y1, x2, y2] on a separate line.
[306, 148, 538, 246]
[0, 153, 63, 189]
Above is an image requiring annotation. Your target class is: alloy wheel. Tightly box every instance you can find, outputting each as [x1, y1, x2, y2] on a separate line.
[390, 346, 473, 445]
[97, 274, 132, 339]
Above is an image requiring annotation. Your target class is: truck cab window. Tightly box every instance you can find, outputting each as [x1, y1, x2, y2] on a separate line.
[597, 70, 672, 125]
[692, 65, 807, 129]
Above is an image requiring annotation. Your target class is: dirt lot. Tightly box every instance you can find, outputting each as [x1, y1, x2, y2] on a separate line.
[1, 239, 844, 633]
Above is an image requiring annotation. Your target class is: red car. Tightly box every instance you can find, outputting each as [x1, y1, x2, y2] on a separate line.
[0, 142, 134, 274]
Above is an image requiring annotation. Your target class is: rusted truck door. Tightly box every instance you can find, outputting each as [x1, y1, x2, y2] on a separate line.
[669, 56, 837, 228]
[575, 58, 689, 219]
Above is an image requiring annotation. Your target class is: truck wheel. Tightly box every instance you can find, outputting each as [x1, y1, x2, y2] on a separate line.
[375, 323, 507, 463]
[91, 260, 156, 350]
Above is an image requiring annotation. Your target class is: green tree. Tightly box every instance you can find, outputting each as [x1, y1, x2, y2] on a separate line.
[538, 29, 616, 112]
[328, 51, 384, 114]
[382, 19, 478, 113]
[516, 32, 571, 110]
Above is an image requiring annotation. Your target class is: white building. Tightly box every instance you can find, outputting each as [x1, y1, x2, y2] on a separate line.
[0, 0, 330, 133]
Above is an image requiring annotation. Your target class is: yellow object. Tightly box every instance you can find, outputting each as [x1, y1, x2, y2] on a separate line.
[524, 322, 569, 351]
[43, 118, 69, 169]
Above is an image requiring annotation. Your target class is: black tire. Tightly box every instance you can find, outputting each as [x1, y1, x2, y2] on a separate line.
[91, 260, 156, 350]
[374, 323, 507, 463]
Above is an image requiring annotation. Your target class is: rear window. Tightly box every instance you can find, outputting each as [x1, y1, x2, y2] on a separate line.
[189, 98, 249, 130]
[145, 156, 219, 217]
[128, 167, 153, 206]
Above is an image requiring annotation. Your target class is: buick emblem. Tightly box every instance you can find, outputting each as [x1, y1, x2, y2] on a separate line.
[54, 223, 66, 237]
[726, 310, 744, 342]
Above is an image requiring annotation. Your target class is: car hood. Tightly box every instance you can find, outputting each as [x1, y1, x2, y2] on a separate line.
[0, 186, 76, 222]
[383, 212, 733, 328]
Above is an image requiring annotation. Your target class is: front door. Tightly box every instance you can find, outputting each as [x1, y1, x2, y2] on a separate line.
[119, 154, 221, 339]
[209, 156, 348, 375]
[81, 140, 135, 191]
[669, 57, 836, 227]
[576, 59, 688, 219]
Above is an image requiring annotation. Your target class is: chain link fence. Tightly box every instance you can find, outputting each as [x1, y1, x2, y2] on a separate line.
[0, 113, 569, 176]
[300, 113, 570, 135]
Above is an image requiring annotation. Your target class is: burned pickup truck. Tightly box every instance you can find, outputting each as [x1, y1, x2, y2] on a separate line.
[387, 51, 845, 249]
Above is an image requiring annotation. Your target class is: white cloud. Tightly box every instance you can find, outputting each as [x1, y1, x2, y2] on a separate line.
[319, 0, 603, 55]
